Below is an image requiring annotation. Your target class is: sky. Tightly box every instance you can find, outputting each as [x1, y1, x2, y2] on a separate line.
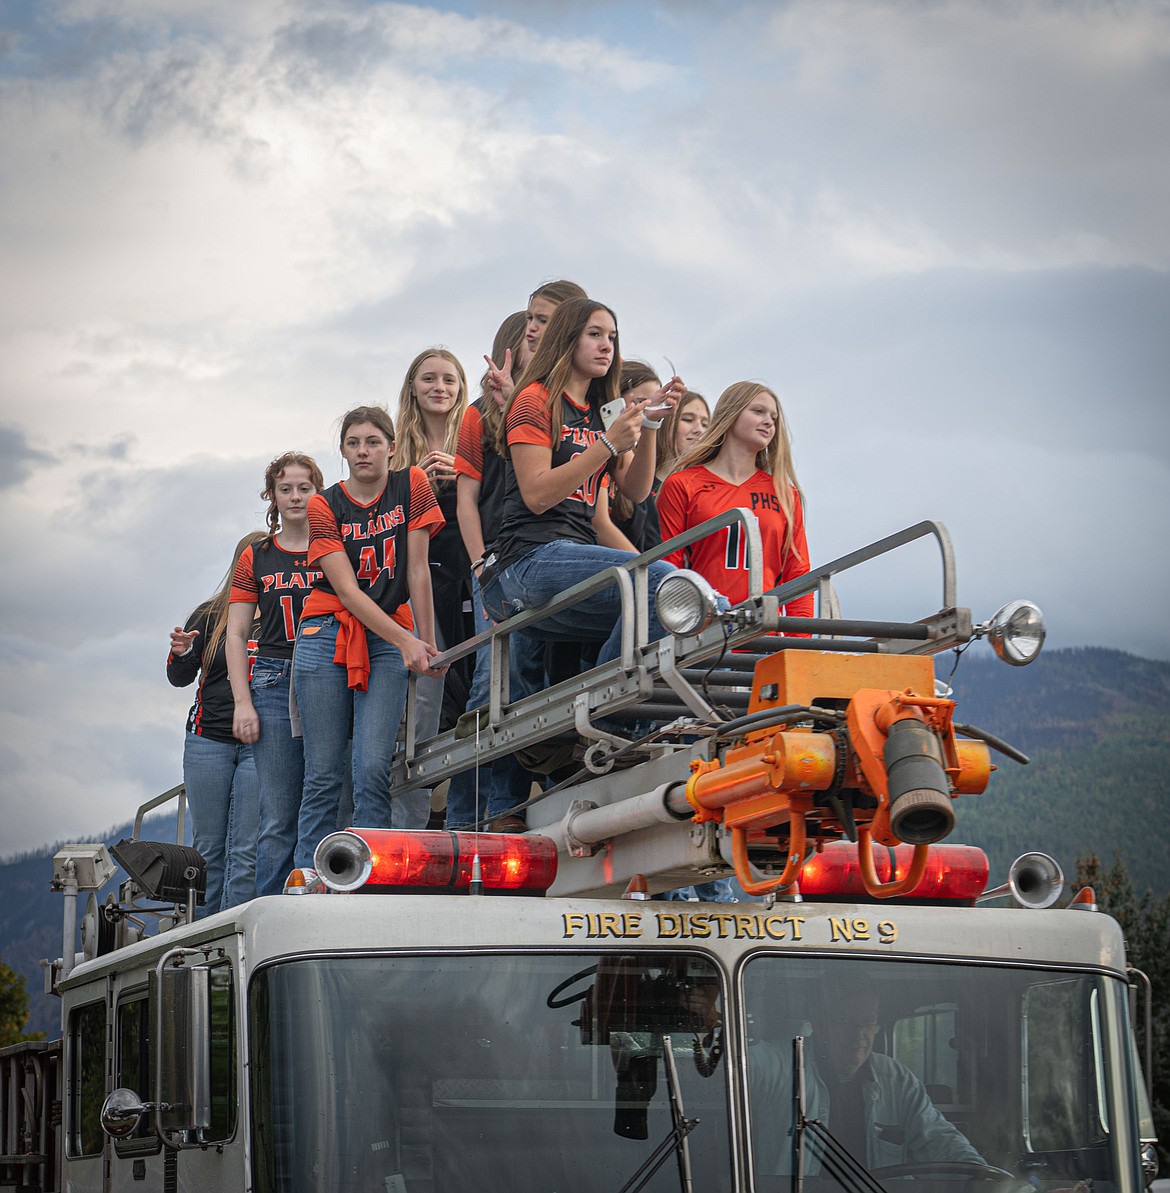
[1, 0, 1167, 858]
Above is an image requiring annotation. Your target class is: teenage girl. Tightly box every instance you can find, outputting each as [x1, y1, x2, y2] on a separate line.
[225, 452, 325, 897]
[293, 406, 445, 867]
[655, 389, 710, 486]
[167, 533, 264, 914]
[479, 298, 684, 665]
[656, 381, 813, 614]
[393, 349, 473, 805]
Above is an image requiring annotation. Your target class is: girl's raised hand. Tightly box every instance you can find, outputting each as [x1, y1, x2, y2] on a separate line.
[608, 397, 651, 453]
[483, 348, 514, 404]
[170, 626, 199, 656]
[647, 375, 686, 419]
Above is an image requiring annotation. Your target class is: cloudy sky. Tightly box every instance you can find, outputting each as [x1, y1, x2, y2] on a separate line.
[1, 0, 1167, 858]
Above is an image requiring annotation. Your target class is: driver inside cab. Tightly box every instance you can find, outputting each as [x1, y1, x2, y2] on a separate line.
[749, 987, 985, 1179]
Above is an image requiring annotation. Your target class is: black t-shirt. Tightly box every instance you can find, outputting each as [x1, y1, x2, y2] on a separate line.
[496, 383, 607, 569]
[166, 603, 258, 744]
[229, 539, 322, 659]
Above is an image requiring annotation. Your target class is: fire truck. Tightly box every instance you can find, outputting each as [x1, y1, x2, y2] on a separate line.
[0, 513, 1159, 1192]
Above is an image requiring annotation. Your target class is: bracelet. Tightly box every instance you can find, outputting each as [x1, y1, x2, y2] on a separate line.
[642, 414, 664, 429]
[471, 557, 485, 571]
[597, 431, 620, 458]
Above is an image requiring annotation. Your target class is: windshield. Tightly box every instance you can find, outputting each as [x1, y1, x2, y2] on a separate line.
[743, 957, 1136, 1193]
[250, 952, 734, 1192]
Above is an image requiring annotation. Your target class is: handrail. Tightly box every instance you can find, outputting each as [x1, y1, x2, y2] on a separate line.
[404, 507, 764, 757]
[395, 515, 964, 793]
[765, 519, 956, 612]
[132, 782, 188, 846]
[426, 506, 764, 674]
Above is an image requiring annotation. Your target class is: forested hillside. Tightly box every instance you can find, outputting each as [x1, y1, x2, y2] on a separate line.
[945, 646, 1170, 897]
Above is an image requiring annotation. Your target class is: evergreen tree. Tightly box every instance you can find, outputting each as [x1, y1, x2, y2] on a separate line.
[1077, 855, 1169, 1176]
[0, 960, 43, 1047]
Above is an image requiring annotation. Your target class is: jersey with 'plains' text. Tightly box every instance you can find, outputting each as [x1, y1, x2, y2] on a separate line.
[496, 383, 607, 569]
[229, 539, 323, 659]
[302, 468, 442, 632]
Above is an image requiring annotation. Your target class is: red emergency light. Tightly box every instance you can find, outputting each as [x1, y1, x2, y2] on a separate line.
[310, 828, 558, 895]
[797, 840, 990, 904]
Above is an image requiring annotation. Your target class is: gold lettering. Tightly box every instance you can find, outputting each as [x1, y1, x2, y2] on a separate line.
[762, 915, 788, 940]
[708, 913, 735, 939]
[597, 912, 622, 937]
[657, 912, 682, 939]
[688, 913, 711, 939]
[878, 921, 898, 944]
[852, 919, 871, 941]
[829, 917, 853, 943]
[623, 913, 643, 937]
[788, 916, 805, 940]
[734, 914, 762, 940]
[563, 913, 586, 939]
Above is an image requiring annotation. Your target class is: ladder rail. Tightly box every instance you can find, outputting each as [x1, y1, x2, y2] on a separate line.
[393, 516, 963, 794]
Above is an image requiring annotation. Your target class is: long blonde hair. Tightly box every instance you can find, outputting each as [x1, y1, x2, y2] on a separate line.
[394, 347, 469, 488]
[198, 531, 268, 665]
[672, 381, 804, 555]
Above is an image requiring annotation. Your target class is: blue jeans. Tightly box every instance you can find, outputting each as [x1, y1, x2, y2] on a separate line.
[445, 574, 542, 828]
[182, 731, 258, 915]
[663, 879, 737, 902]
[293, 615, 411, 869]
[663, 878, 761, 902]
[480, 541, 676, 672]
[250, 657, 304, 898]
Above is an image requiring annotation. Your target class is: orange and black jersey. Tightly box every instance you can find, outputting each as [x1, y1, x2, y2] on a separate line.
[302, 468, 443, 632]
[229, 539, 323, 660]
[454, 399, 507, 548]
[496, 383, 608, 569]
[167, 603, 259, 744]
[656, 465, 814, 614]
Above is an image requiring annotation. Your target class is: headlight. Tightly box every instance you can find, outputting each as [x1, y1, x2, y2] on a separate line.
[985, 599, 1046, 666]
[656, 569, 722, 636]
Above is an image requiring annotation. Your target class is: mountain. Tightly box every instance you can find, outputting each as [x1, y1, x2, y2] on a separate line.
[943, 646, 1170, 900]
[2, 647, 1167, 1040]
[0, 811, 189, 1038]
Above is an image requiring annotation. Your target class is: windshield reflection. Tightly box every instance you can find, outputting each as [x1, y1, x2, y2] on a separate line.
[743, 958, 1132, 1193]
[251, 952, 733, 1193]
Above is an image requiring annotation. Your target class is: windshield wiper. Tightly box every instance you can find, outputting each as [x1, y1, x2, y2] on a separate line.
[792, 1036, 886, 1193]
[618, 1035, 699, 1193]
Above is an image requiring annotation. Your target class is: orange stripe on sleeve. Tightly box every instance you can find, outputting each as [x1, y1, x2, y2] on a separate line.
[228, 544, 259, 603]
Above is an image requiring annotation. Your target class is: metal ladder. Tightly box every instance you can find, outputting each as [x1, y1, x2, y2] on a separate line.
[391, 513, 968, 798]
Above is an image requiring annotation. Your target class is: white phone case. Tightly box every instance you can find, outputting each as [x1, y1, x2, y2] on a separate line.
[600, 399, 624, 429]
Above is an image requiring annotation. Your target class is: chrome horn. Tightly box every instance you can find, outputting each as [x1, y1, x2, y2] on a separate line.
[978, 852, 1065, 909]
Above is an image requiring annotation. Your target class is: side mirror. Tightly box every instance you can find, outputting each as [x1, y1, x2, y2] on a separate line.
[156, 962, 211, 1137]
[100, 1088, 152, 1139]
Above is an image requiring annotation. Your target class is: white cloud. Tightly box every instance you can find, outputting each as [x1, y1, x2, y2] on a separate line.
[1, 0, 1167, 857]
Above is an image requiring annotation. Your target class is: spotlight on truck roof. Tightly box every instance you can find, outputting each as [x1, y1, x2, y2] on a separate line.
[979, 599, 1046, 666]
[656, 569, 724, 637]
[110, 840, 207, 904]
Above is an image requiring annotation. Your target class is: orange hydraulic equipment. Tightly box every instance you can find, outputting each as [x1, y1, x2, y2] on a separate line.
[683, 651, 993, 898]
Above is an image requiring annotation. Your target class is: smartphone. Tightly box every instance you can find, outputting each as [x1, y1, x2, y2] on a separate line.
[600, 398, 625, 429]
